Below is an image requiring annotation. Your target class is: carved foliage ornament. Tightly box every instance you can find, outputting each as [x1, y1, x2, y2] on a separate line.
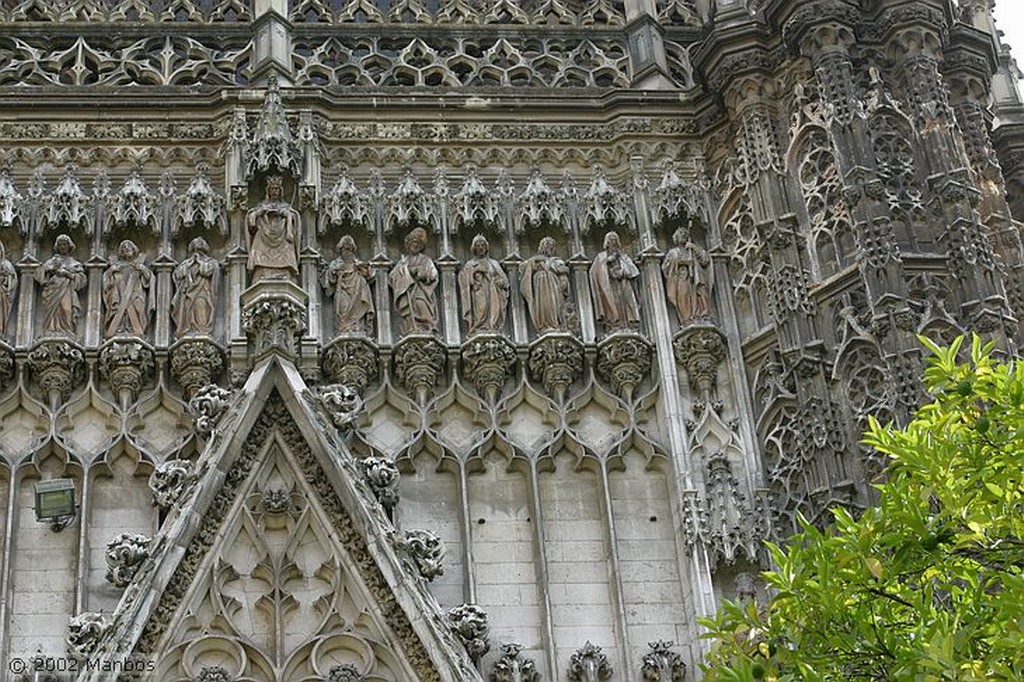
[149, 458, 194, 509]
[321, 337, 379, 395]
[187, 383, 233, 436]
[99, 339, 155, 404]
[396, 528, 446, 582]
[568, 641, 613, 682]
[67, 612, 111, 660]
[527, 333, 583, 403]
[360, 456, 400, 518]
[393, 335, 446, 403]
[28, 339, 85, 404]
[596, 332, 652, 402]
[641, 640, 687, 682]
[490, 642, 540, 682]
[448, 603, 490, 663]
[170, 338, 225, 399]
[461, 335, 516, 403]
[105, 532, 151, 587]
[315, 383, 364, 429]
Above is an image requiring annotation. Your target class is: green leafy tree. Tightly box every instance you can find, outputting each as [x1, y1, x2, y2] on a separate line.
[701, 336, 1024, 681]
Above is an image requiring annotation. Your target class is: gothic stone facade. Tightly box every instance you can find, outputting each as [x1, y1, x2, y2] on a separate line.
[0, 0, 1023, 680]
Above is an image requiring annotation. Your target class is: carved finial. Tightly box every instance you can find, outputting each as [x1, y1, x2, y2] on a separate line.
[249, 74, 299, 176]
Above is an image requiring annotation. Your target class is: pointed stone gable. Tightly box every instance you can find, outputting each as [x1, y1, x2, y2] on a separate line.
[84, 358, 481, 682]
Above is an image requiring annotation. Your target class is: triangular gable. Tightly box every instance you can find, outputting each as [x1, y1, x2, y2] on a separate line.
[85, 356, 482, 682]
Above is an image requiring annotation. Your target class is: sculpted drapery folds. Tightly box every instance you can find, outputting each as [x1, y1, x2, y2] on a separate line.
[520, 236, 571, 333]
[246, 176, 300, 284]
[0, 241, 16, 337]
[663, 223, 713, 324]
[589, 230, 641, 333]
[172, 237, 219, 337]
[321, 235, 374, 335]
[103, 239, 154, 338]
[389, 227, 438, 335]
[36, 233, 87, 337]
[458, 234, 509, 336]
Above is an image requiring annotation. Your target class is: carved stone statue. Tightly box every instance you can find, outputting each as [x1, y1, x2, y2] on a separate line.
[663, 223, 712, 324]
[103, 239, 154, 337]
[36, 234, 87, 337]
[246, 175, 300, 283]
[172, 237, 219, 337]
[520, 236, 571, 333]
[0, 241, 17, 337]
[321, 235, 374, 335]
[589, 231, 641, 333]
[458, 234, 508, 335]
[389, 227, 438, 335]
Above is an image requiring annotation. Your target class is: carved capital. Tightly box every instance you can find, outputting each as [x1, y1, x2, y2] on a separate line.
[27, 339, 84, 406]
[641, 640, 687, 682]
[67, 612, 111, 660]
[99, 338, 155, 406]
[149, 459, 194, 509]
[448, 603, 490, 663]
[395, 528, 446, 582]
[393, 334, 446, 404]
[187, 384, 234, 436]
[241, 280, 309, 357]
[322, 336, 379, 395]
[105, 532, 151, 588]
[461, 334, 516, 403]
[596, 332, 652, 402]
[568, 641, 613, 682]
[527, 333, 584, 403]
[170, 337, 225, 400]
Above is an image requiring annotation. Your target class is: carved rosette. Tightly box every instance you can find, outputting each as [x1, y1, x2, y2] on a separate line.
[195, 666, 234, 682]
[240, 280, 308, 357]
[27, 339, 85, 406]
[596, 332, 653, 402]
[67, 612, 111, 660]
[360, 456, 400, 519]
[170, 337, 225, 399]
[527, 333, 584, 403]
[99, 338, 155, 406]
[322, 336, 379, 395]
[326, 664, 365, 682]
[673, 324, 727, 415]
[568, 642, 613, 682]
[315, 383, 364, 429]
[461, 334, 516, 403]
[149, 458, 194, 509]
[260, 487, 293, 514]
[392, 334, 446, 404]
[448, 603, 490, 663]
[491, 642, 540, 682]
[395, 528, 446, 582]
[187, 384, 234, 436]
[105, 532, 151, 587]
[641, 640, 687, 682]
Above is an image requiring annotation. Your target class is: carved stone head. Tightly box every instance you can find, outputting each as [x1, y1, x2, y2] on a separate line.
[471, 233, 489, 257]
[603, 230, 621, 253]
[405, 227, 427, 254]
[188, 236, 210, 255]
[539, 236, 557, 256]
[55, 233, 75, 256]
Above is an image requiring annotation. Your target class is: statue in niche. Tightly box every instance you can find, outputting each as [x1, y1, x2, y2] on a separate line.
[389, 227, 438, 335]
[321, 235, 374, 335]
[663, 223, 713, 324]
[36, 234, 87, 337]
[172, 236, 219, 337]
[589, 230, 641, 333]
[103, 239, 154, 337]
[520, 236, 571, 333]
[246, 175, 300, 284]
[458, 234, 509, 336]
[0, 242, 16, 338]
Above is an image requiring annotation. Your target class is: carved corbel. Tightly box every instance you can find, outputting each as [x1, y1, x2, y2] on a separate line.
[321, 336, 379, 395]
[461, 334, 516, 403]
[527, 332, 584, 403]
[240, 280, 308, 357]
[568, 641, 613, 682]
[27, 338, 85, 408]
[673, 323, 726, 415]
[170, 337, 226, 400]
[641, 640, 687, 682]
[98, 338, 155, 408]
[392, 334, 446, 405]
[596, 331, 652, 402]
